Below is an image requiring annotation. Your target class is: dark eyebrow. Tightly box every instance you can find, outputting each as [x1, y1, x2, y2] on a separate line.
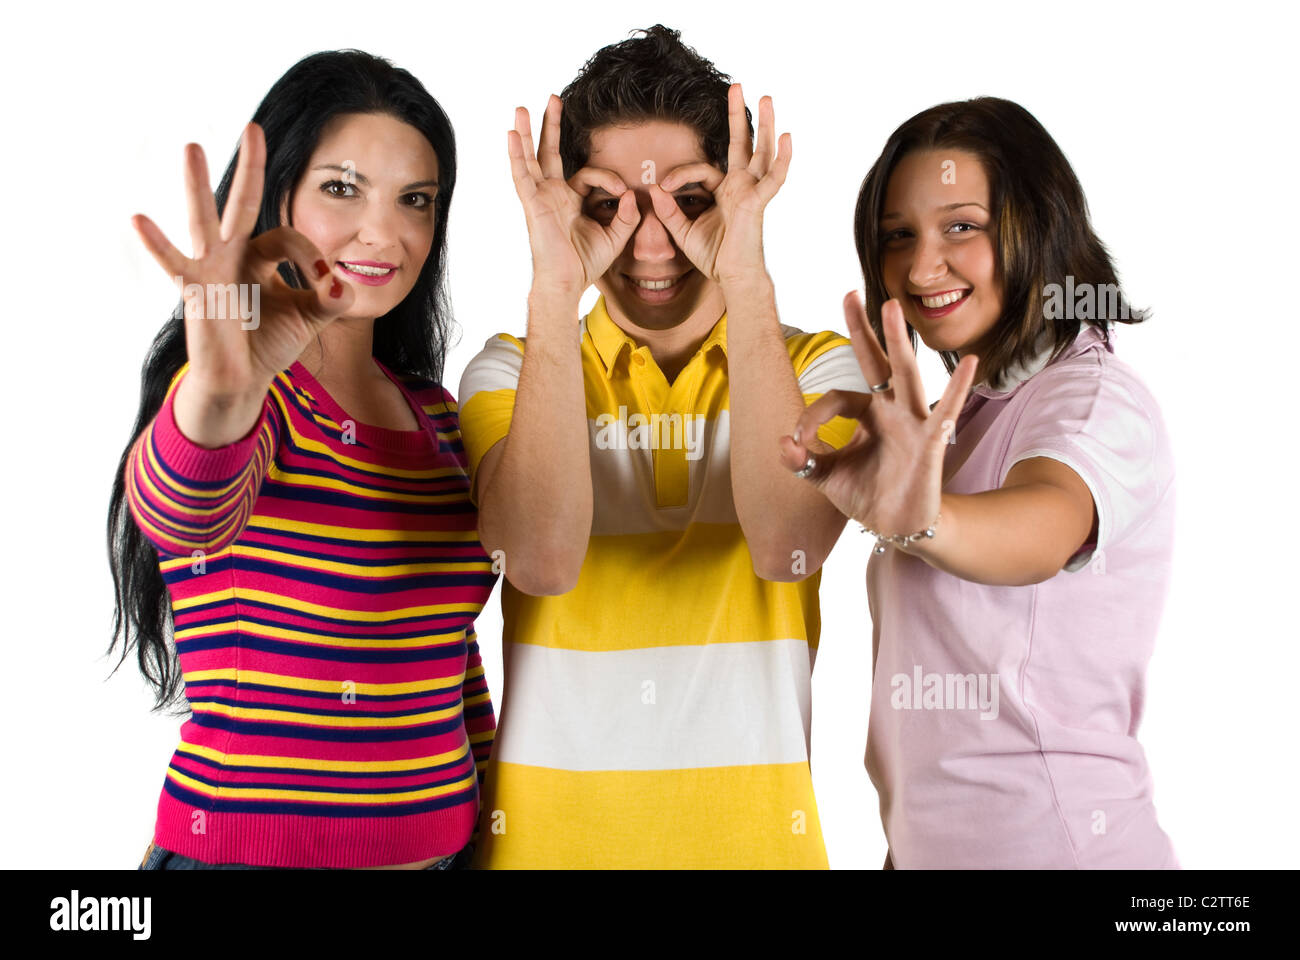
[881, 201, 987, 222]
[312, 164, 439, 191]
[587, 182, 706, 199]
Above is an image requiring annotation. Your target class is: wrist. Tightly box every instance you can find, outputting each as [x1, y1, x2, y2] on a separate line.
[891, 495, 954, 560]
[527, 285, 583, 319]
[717, 267, 773, 299]
[173, 376, 269, 449]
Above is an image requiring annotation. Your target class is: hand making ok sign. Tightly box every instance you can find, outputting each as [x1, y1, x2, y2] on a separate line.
[645, 83, 791, 288]
[508, 95, 642, 299]
[778, 294, 979, 540]
[132, 122, 356, 406]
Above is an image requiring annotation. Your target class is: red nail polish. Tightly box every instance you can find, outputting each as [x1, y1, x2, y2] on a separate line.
[315, 259, 329, 278]
[330, 278, 342, 298]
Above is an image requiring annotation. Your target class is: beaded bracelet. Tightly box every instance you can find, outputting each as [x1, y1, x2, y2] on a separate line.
[861, 513, 941, 555]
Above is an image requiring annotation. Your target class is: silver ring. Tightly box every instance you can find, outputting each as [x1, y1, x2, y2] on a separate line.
[868, 378, 891, 394]
[793, 455, 817, 479]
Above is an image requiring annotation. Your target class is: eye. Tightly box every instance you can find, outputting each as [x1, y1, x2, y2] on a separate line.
[675, 193, 712, 215]
[321, 179, 358, 198]
[585, 197, 620, 221]
[948, 221, 981, 235]
[402, 192, 435, 209]
[882, 228, 913, 246]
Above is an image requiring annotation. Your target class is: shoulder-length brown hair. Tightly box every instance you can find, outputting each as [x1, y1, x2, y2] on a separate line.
[853, 97, 1147, 390]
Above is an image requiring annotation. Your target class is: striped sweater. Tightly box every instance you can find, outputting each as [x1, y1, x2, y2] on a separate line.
[124, 358, 497, 868]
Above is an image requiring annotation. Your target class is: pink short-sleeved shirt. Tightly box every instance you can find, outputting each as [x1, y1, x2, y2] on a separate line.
[865, 322, 1179, 869]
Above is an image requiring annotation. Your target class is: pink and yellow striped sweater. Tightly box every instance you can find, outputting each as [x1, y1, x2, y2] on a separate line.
[124, 358, 496, 868]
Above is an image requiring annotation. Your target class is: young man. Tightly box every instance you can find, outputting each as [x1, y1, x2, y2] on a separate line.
[458, 25, 869, 868]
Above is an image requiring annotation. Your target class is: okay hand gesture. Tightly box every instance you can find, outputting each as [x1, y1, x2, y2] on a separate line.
[778, 294, 979, 539]
[132, 122, 355, 404]
[647, 83, 791, 287]
[508, 96, 641, 298]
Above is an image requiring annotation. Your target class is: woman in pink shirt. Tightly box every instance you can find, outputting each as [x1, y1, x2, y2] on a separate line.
[781, 97, 1178, 868]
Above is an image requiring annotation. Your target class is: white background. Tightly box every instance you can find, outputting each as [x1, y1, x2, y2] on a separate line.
[2, 0, 1296, 869]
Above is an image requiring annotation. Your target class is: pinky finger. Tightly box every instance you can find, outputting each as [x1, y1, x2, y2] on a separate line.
[753, 133, 792, 206]
[132, 214, 189, 279]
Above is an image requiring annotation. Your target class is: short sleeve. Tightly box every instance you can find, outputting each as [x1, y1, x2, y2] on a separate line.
[785, 329, 872, 450]
[1002, 361, 1171, 572]
[457, 334, 525, 500]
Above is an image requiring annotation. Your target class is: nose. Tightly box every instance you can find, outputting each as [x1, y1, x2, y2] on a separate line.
[630, 192, 677, 264]
[353, 197, 404, 256]
[907, 230, 948, 291]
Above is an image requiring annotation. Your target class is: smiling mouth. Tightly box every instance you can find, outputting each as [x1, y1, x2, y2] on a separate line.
[627, 274, 685, 291]
[339, 262, 395, 277]
[915, 289, 970, 308]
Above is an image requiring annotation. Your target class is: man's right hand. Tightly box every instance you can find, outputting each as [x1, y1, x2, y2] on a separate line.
[507, 96, 640, 301]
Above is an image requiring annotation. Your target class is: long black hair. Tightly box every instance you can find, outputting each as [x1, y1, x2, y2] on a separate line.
[106, 49, 458, 713]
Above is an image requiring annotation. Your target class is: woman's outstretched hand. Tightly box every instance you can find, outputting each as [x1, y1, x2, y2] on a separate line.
[778, 293, 978, 537]
[132, 122, 355, 445]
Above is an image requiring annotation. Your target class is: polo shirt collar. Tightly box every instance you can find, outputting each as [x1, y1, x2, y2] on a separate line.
[970, 322, 1112, 400]
[586, 294, 729, 380]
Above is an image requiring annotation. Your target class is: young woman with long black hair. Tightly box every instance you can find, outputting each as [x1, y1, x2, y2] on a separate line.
[107, 49, 496, 869]
[782, 98, 1177, 868]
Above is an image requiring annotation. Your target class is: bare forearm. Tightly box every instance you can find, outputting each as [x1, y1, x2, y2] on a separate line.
[900, 487, 1090, 586]
[724, 274, 848, 580]
[478, 291, 592, 591]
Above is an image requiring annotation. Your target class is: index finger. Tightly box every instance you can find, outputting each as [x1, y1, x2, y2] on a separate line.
[659, 162, 725, 193]
[568, 166, 630, 199]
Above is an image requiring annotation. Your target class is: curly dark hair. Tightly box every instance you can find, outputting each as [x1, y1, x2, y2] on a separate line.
[558, 24, 753, 179]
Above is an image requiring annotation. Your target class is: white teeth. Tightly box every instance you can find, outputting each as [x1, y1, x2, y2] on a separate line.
[341, 263, 394, 277]
[631, 277, 679, 290]
[920, 290, 967, 308]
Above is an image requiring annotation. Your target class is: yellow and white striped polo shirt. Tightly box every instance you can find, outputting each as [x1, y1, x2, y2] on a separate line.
[458, 294, 869, 868]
